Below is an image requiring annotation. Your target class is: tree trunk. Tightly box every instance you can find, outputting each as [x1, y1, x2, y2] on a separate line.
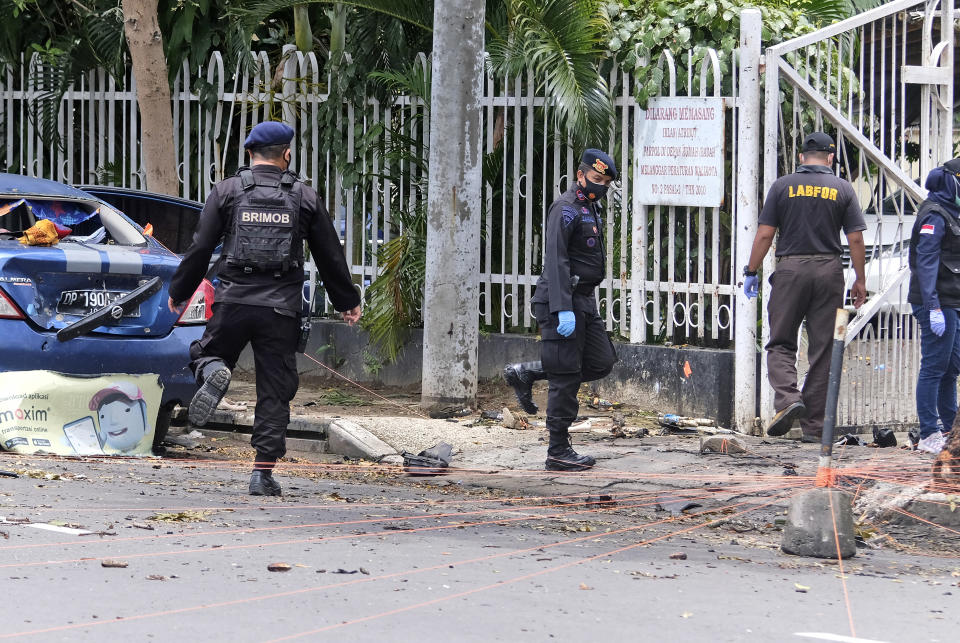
[121, 0, 179, 196]
[420, 0, 486, 413]
[293, 4, 312, 53]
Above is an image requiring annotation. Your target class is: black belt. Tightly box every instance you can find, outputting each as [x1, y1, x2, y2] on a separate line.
[777, 253, 840, 261]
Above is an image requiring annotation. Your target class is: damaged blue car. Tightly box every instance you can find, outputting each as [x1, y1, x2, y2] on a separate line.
[0, 175, 210, 449]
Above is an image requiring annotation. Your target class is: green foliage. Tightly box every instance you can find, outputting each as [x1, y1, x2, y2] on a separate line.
[608, 0, 827, 103]
[356, 60, 431, 362]
[231, 0, 434, 34]
[488, 0, 613, 147]
[159, 0, 251, 84]
[361, 201, 427, 363]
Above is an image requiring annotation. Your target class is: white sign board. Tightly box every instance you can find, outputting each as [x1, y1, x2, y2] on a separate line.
[635, 97, 725, 208]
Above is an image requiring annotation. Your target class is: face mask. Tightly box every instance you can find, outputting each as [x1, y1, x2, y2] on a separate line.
[954, 176, 960, 208]
[580, 176, 608, 202]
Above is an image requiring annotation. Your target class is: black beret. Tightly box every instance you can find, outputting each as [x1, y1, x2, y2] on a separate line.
[244, 121, 295, 149]
[581, 148, 618, 180]
[801, 132, 836, 153]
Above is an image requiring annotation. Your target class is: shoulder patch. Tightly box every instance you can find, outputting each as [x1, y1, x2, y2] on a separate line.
[920, 223, 936, 235]
[561, 206, 579, 228]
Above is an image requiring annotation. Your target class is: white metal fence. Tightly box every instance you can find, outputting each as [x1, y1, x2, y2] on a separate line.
[0, 46, 738, 345]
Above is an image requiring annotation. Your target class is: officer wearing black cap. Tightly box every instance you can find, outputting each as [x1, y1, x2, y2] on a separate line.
[503, 148, 619, 471]
[907, 158, 960, 454]
[743, 131, 866, 442]
[168, 121, 362, 495]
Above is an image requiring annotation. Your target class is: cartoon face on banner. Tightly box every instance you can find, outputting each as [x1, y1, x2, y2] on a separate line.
[0, 371, 161, 457]
[89, 382, 150, 453]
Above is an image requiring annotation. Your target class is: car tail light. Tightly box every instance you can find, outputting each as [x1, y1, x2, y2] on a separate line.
[175, 279, 214, 325]
[0, 287, 24, 320]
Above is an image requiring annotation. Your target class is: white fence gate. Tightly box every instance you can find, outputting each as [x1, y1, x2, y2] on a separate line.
[759, 0, 954, 430]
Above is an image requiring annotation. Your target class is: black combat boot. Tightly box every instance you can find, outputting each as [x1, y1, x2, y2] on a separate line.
[545, 432, 595, 472]
[249, 470, 282, 496]
[189, 361, 231, 427]
[503, 361, 547, 414]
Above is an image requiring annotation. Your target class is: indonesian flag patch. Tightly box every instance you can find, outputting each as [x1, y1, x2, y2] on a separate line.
[920, 223, 936, 235]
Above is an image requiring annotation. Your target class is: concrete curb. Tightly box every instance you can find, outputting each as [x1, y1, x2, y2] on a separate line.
[327, 419, 400, 462]
[172, 406, 399, 462]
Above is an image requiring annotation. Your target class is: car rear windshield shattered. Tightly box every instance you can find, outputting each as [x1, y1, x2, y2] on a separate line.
[0, 197, 145, 247]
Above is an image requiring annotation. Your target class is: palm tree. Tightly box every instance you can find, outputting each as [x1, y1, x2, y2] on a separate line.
[232, 0, 613, 144]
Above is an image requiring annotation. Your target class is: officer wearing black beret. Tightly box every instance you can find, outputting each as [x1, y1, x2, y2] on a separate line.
[503, 148, 619, 471]
[168, 121, 362, 495]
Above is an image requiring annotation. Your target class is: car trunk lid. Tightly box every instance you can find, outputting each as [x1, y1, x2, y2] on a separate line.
[0, 240, 181, 337]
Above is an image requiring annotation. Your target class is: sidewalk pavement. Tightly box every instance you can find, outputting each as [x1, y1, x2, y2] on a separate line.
[168, 374, 958, 548]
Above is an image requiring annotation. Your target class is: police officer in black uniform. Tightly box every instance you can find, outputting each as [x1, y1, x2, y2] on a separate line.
[907, 158, 960, 454]
[503, 149, 619, 471]
[168, 121, 361, 495]
[743, 132, 866, 442]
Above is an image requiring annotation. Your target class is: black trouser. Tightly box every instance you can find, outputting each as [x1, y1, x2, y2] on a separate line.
[534, 293, 618, 454]
[765, 255, 844, 438]
[189, 302, 300, 459]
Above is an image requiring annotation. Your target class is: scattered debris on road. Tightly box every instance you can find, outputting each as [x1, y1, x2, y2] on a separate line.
[700, 435, 747, 455]
[267, 562, 293, 572]
[148, 510, 212, 523]
[402, 442, 454, 475]
[101, 559, 128, 568]
[500, 407, 531, 430]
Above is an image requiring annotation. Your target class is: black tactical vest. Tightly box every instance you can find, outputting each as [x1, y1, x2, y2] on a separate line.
[562, 191, 606, 286]
[908, 200, 960, 308]
[224, 167, 304, 274]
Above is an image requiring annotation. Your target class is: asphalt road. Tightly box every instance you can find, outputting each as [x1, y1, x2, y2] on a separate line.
[0, 455, 956, 643]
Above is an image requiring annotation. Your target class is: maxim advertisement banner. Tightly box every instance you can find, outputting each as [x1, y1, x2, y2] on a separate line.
[0, 371, 162, 456]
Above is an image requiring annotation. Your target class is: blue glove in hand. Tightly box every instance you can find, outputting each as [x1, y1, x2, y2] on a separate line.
[557, 310, 576, 337]
[743, 274, 759, 299]
[930, 309, 946, 336]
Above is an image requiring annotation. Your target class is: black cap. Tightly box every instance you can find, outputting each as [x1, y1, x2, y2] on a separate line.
[943, 158, 960, 176]
[801, 132, 836, 153]
[581, 148, 618, 180]
[244, 121, 295, 149]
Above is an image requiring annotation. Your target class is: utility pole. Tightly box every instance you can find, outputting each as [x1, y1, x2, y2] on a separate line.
[420, 0, 486, 414]
[734, 9, 761, 433]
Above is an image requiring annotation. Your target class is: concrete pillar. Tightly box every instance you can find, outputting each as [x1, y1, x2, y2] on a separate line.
[782, 488, 857, 559]
[760, 33, 780, 428]
[734, 9, 761, 433]
[419, 0, 486, 413]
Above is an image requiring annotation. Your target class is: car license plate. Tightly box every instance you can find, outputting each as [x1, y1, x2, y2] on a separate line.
[57, 290, 140, 318]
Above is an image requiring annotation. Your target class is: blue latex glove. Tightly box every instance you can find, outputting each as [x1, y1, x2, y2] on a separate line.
[930, 309, 946, 336]
[743, 274, 759, 299]
[557, 310, 576, 337]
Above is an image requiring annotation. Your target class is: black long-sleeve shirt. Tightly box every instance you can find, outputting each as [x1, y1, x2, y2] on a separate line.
[531, 187, 606, 312]
[169, 165, 360, 314]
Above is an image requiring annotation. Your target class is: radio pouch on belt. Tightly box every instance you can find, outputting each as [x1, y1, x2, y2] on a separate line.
[225, 168, 303, 274]
[297, 280, 317, 354]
